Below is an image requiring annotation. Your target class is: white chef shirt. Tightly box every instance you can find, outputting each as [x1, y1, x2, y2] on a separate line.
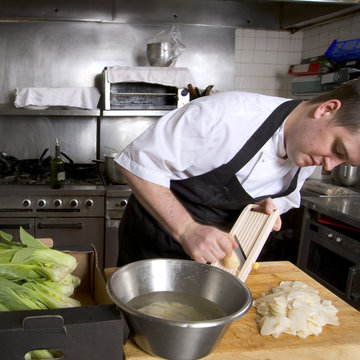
[116, 91, 315, 214]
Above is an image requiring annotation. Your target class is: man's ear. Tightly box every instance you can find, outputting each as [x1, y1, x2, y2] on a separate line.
[314, 99, 341, 119]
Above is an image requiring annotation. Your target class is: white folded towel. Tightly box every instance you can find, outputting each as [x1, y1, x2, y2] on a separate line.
[14, 87, 101, 110]
[106, 66, 195, 88]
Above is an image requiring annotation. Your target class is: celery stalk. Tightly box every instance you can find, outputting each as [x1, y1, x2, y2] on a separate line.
[0, 263, 71, 282]
[0, 228, 81, 314]
[11, 247, 77, 273]
[25, 349, 55, 360]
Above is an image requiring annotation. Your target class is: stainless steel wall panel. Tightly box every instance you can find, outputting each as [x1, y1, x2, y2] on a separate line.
[0, 19, 234, 160]
[0, 0, 357, 30]
[112, 0, 281, 29]
[0, 116, 97, 161]
[0, 22, 234, 104]
[0, 0, 112, 21]
[99, 117, 157, 159]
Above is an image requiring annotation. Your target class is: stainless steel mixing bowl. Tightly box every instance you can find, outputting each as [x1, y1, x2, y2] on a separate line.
[107, 258, 252, 360]
[146, 42, 175, 67]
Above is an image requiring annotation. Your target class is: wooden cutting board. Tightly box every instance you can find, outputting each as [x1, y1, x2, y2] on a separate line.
[123, 261, 360, 360]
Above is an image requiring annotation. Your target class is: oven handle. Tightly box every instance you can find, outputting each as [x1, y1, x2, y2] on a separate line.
[37, 223, 83, 229]
[0, 224, 31, 229]
[346, 264, 360, 302]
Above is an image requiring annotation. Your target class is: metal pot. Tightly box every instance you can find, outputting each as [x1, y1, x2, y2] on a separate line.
[93, 149, 126, 184]
[104, 152, 126, 184]
[332, 163, 360, 186]
[107, 259, 252, 360]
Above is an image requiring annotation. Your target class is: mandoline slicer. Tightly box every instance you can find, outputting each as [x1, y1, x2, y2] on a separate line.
[212, 204, 279, 282]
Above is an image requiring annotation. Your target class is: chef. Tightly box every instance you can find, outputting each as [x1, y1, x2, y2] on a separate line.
[115, 79, 360, 266]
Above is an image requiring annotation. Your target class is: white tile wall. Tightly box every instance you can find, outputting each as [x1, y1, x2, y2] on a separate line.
[301, 13, 360, 59]
[234, 13, 360, 98]
[234, 28, 303, 97]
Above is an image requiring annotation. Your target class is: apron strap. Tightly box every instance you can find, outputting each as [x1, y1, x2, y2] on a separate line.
[227, 100, 303, 173]
[254, 167, 301, 201]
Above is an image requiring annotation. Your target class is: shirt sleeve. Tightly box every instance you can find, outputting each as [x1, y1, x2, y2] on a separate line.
[115, 100, 219, 188]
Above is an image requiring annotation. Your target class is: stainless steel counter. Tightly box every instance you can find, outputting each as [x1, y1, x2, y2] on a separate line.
[301, 188, 360, 228]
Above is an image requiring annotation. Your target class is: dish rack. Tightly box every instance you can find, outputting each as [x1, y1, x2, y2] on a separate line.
[325, 38, 360, 63]
[212, 204, 279, 282]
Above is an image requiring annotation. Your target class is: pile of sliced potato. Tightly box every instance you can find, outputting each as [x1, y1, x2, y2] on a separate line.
[253, 281, 340, 338]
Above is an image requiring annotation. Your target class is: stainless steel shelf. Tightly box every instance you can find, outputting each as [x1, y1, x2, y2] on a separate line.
[102, 109, 170, 117]
[0, 104, 168, 117]
[0, 105, 100, 117]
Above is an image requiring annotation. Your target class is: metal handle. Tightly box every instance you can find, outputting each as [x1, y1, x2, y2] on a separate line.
[346, 264, 360, 302]
[0, 224, 31, 229]
[37, 223, 83, 229]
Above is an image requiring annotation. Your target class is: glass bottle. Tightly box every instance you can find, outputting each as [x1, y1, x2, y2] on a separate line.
[50, 138, 65, 189]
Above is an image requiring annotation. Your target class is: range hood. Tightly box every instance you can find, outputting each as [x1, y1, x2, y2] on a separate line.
[0, 0, 359, 31]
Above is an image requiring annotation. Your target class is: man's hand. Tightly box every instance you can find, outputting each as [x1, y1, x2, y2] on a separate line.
[255, 197, 282, 231]
[179, 222, 237, 264]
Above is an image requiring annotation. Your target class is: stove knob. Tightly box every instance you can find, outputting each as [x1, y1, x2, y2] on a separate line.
[37, 199, 47, 208]
[22, 199, 31, 208]
[53, 199, 62, 207]
[118, 199, 128, 208]
[70, 199, 79, 207]
[85, 199, 94, 208]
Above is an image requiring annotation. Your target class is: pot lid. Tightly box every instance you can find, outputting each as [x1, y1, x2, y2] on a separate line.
[104, 152, 119, 158]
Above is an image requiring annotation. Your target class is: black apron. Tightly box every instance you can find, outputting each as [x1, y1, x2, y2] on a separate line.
[117, 100, 302, 266]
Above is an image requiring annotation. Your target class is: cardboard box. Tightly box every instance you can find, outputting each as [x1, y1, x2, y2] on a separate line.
[0, 245, 128, 359]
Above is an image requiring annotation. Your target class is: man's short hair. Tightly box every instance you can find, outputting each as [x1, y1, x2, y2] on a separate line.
[308, 78, 360, 132]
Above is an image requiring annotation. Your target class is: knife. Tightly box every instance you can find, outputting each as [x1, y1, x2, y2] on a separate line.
[233, 234, 247, 268]
[221, 235, 246, 271]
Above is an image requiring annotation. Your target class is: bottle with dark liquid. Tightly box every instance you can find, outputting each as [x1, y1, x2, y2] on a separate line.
[50, 138, 65, 189]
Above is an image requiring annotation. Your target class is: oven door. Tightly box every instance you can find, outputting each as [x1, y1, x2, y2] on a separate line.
[35, 218, 105, 269]
[0, 218, 35, 239]
[303, 220, 360, 310]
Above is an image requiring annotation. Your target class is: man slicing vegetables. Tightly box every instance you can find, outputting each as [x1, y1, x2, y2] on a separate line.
[115, 79, 360, 266]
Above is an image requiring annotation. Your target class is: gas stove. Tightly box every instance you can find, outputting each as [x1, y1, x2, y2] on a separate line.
[0, 151, 105, 186]
[0, 168, 104, 186]
[0, 152, 131, 269]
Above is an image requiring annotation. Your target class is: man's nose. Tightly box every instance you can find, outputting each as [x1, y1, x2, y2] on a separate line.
[323, 157, 343, 171]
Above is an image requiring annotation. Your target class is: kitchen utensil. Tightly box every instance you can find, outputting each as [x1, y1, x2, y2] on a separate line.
[146, 42, 175, 67]
[107, 258, 252, 360]
[233, 234, 247, 267]
[60, 152, 97, 178]
[18, 148, 52, 176]
[332, 163, 360, 186]
[303, 179, 352, 196]
[213, 204, 279, 282]
[104, 151, 126, 184]
[0, 152, 18, 175]
[187, 83, 198, 100]
[93, 148, 126, 184]
[202, 84, 214, 96]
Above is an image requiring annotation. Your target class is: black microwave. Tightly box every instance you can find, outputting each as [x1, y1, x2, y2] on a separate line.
[298, 218, 360, 310]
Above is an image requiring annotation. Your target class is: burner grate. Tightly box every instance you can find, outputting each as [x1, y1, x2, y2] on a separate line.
[0, 170, 104, 186]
